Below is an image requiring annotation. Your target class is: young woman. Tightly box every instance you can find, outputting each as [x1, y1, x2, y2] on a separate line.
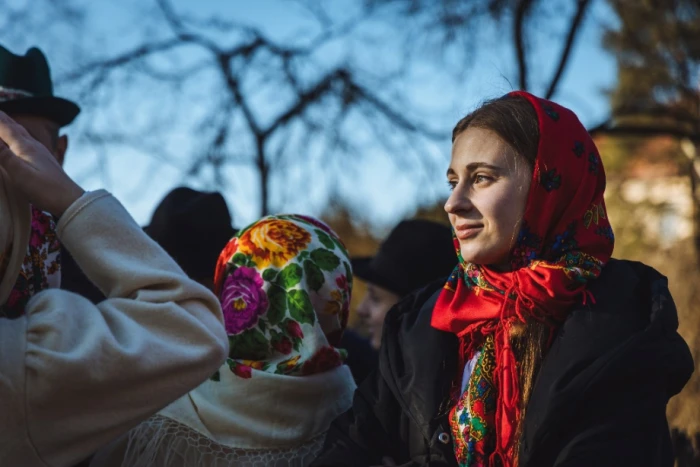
[0, 110, 228, 467]
[91, 214, 357, 467]
[312, 91, 694, 467]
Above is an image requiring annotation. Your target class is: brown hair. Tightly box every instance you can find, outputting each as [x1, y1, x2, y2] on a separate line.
[452, 95, 539, 165]
[452, 95, 549, 461]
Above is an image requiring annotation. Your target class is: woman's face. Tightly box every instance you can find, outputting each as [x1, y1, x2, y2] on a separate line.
[445, 127, 532, 270]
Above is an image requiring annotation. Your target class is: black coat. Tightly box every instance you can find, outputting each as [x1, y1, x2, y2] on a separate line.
[312, 259, 694, 467]
[340, 329, 379, 385]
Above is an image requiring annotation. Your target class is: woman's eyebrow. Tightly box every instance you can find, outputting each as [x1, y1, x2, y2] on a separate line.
[465, 162, 502, 172]
[446, 163, 502, 177]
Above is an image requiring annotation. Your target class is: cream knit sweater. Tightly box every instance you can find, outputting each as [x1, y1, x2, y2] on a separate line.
[0, 190, 229, 467]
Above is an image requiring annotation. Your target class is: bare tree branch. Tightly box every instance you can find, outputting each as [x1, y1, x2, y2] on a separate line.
[514, 0, 535, 91]
[544, 0, 591, 99]
[57, 38, 191, 83]
[39, 0, 459, 219]
[344, 78, 444, 140]
[588, 120, 700, 142]
[262, 68, 347, 138]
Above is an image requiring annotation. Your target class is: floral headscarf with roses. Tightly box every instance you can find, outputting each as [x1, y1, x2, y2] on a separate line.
[213, 214, 352, 380]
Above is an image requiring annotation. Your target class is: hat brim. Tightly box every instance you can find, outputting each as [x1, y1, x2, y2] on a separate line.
[351, 257, 403, 296]
[0, 96, 80, 127]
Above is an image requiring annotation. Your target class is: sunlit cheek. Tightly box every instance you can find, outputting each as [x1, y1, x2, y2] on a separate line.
[447, 213, 458, 230]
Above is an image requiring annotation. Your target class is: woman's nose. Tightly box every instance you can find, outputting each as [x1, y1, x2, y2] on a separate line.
[444, 183, 473, 214]
[356, 296, 370, 318]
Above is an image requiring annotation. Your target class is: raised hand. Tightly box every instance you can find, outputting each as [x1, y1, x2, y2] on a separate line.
[0, 111, 84, 217]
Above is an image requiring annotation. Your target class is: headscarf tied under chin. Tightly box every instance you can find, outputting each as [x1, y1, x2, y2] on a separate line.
[0, 204, 61, 319]
[213, 214, 352, 379]
[431, 91, 615, 465]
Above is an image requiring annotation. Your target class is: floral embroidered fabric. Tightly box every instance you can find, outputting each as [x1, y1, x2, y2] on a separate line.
[1, 206, 61, 318]
[213, 214, 352, 379]
[450, 335, 498, 467]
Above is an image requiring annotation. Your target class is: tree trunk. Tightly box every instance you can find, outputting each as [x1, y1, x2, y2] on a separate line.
[257, 135, 269, 217]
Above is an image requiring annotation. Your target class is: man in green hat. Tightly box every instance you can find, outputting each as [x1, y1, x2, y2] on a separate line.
[0, 45, 80, 166]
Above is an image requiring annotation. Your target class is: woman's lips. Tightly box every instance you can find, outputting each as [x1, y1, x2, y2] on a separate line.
[455, 225, 483, 240]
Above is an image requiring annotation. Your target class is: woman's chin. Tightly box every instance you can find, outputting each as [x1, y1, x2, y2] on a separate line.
[459, 247, 507, 268]
[459, 247, 485, 265]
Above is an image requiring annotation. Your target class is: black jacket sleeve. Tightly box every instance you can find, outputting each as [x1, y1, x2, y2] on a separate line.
[312, 366, 404, 466]
[549, 381, 675, 467]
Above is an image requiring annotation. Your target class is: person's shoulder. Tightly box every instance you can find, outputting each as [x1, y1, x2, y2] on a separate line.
[597, 257, 664, 283]
[587, 258, 670, 318]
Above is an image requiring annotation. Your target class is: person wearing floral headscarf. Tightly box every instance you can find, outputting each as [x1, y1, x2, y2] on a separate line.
[92, 214, 357, 467]
[313, 92, 694, 467]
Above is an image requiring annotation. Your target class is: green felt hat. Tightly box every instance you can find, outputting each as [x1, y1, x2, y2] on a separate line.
[0, 45, 80, 127]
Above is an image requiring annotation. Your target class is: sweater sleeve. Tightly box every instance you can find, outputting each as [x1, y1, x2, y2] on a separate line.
[0, 190, 228, 467]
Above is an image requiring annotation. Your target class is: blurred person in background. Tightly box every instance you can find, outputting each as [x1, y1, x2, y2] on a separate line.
[143, 186, 238, 291]
[353, 219, 456, 350]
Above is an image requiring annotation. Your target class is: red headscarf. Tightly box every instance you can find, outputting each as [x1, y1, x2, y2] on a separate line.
[431, 91, 614, 465]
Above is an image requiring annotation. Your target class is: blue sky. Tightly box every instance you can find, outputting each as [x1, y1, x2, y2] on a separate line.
[3, 0, 618, 231]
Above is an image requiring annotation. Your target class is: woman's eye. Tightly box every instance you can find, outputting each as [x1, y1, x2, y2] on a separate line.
[474, 174, 492, 184]
[446, 180, 457, 191]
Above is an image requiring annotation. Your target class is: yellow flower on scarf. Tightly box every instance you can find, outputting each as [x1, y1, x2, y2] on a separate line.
[238, 219, 311, 268]
[323, 289, 343, 315]
[276, 355, 301, 373]
[239, 360, 268, 371]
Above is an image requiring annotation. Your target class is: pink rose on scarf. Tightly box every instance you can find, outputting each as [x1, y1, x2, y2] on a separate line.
[220, 267, 269, 335]
[301, 346, 343, 376]
[286, 320, 304, 340]
[272, 335, 293, 355]
[336, 275, 348, 291]
[231, 361, 252, 379]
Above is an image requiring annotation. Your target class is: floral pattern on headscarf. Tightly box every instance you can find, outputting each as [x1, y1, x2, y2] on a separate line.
[213, 214, 352, 379]
[1, 206, 61, 318]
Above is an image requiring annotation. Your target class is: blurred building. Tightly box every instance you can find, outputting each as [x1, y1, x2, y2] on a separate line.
[594, 133, 695, 252]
